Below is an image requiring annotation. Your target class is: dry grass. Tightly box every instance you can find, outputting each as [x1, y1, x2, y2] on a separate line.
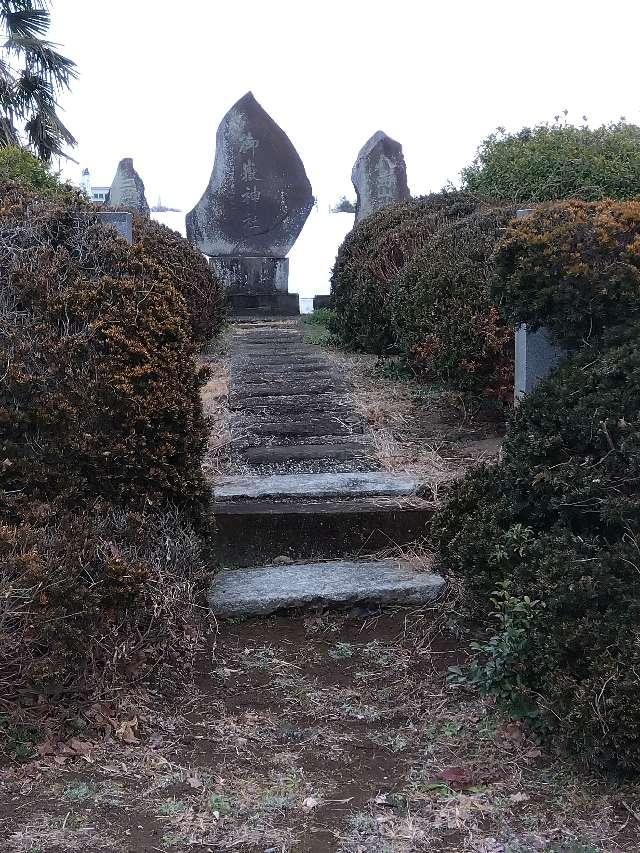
[200, 332, 232, 483]
[1, 605, 638, 852]
[325, 346, 504, 486]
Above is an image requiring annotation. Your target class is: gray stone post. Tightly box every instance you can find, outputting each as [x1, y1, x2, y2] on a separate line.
[96, 211, 133, 243]
[513, 208, 567, 402]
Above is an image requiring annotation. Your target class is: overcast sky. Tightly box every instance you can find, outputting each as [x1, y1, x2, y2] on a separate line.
[50, 0, 640, 209]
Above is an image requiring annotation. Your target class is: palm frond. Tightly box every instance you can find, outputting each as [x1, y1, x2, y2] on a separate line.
[1, 5, 49, 39]
[6, 36, 77, 88]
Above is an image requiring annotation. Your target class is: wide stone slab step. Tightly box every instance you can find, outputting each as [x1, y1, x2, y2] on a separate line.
[214, 470, 423, 502]
[209, 559, 446, 616]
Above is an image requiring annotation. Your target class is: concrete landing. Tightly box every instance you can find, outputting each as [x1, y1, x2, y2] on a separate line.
[209, 559, 446, 616]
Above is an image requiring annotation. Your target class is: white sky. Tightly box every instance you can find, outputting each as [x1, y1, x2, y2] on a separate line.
[49, 0, 640, 295]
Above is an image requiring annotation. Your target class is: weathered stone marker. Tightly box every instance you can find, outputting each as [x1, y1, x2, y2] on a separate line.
[352, 131, 409, 224]
[108, 157, 149, 218]
[186, 91, 313, 315]
[96, 211, 133, 243]
[514, 208, 567, 401]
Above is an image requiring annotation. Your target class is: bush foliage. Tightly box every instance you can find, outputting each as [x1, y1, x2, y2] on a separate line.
[435, 322, 640, 769]
[133, 215, 225, 345]
[0, 183, 208, 514]
[0, 145, 71, 196]
[495, 198, 640, 348]
[330, 191, 481, 353]
[462, 120, 640, 202]
[392, 207, 516, 401]
[0, 182, 212, 696]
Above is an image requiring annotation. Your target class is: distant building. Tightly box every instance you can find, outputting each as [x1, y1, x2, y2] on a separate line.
[91, 186, 110, 204]
[79, 167, 110, 204]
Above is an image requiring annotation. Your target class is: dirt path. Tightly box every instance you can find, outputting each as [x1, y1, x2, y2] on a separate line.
[2, 321, 639, 852]
[2, 604, 639, 852]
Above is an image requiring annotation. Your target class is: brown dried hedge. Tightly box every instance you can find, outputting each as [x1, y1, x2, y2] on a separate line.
[1, 501, 208, 693]
[330, 191, 482, 352]
[0, 182, 208, 516]
[0, 183, 212, 697]
[133, 214, 225, 346]
[494, 197, 640, 348]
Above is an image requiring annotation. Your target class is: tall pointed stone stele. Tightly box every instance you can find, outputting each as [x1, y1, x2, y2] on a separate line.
[186, 92, 313, 316]
[351, 131, 409, 224]
[108, 157, 150, 218]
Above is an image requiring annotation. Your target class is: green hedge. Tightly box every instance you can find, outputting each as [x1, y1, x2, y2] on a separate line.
[392, 206, 516, 401]
[462, 120, 640, 202]
[329, 191, 481, 353]
[434, 321, 640, 771]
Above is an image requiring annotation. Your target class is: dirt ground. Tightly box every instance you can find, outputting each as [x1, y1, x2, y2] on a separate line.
[2, 602, 639, 852]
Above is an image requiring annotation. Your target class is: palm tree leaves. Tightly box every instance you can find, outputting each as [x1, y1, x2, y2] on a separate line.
[0, 1, 76, 161]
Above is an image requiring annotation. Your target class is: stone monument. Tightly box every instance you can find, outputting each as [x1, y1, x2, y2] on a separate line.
[108, 157, 150, 218]
[186, 91, 313, 315]
[351, 131, 409, 225]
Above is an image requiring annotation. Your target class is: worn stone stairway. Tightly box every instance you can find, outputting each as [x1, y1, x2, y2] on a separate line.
[209, 318, 445, 615]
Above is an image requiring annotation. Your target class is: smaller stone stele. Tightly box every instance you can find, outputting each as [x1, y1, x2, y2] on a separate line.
[351, 131, 409, 224]
[108, 157, 150, 217]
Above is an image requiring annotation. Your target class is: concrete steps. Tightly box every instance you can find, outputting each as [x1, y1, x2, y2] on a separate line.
[209, 318, 445, 613]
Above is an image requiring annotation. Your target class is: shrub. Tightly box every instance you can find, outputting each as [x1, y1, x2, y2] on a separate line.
[1, 501, 208, 693]
[0, 182, 208, 516]
[462, 120, 640, 202]
[329, 191, 481, 352]
[495, 198, 640, 348]
[392, 206, 517, 401]
[434, 327, 640, 770]
[0, 145, 71, 195]
[133, 215, 225, 345]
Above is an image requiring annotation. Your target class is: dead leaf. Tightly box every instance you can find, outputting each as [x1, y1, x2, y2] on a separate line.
[509, 791, 530, 803]
[115, 717, 139, 744]
[69, 738, 93, 756]
[36, 740, 54, 757]
[439, 766, 476, 788]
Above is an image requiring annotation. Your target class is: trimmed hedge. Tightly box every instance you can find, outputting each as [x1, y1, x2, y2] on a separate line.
[0, 183, 207, 515]
[392, 206, 517, 402]
[330, 191, 481, 353]
[434, 321, 640, 771]
[133, 215, 225, 346]
[495, 198, 640, 348]
[462, 120, 640, 203]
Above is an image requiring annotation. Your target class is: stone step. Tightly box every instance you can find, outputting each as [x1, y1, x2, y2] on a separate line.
[241, 443, 369, 466]
[211, 496, 433, 566]
[231, 379, 347, 398]
[214, 470, 423, 502]
[231, 355, 329, 368]
[244, 417, 364, 438]
[209, 558, 446, 616]
[232, 363, 339, 377]
[230, 393, 352, 413]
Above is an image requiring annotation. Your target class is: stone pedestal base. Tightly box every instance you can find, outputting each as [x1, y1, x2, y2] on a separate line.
[228, 291, 300, 317]
[209, 256, 289, 292]
[209, 255, 298, 316]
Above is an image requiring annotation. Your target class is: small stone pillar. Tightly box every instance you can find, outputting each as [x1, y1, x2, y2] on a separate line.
[97, 211, 133, 243]
[513, 208, 567, 402]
